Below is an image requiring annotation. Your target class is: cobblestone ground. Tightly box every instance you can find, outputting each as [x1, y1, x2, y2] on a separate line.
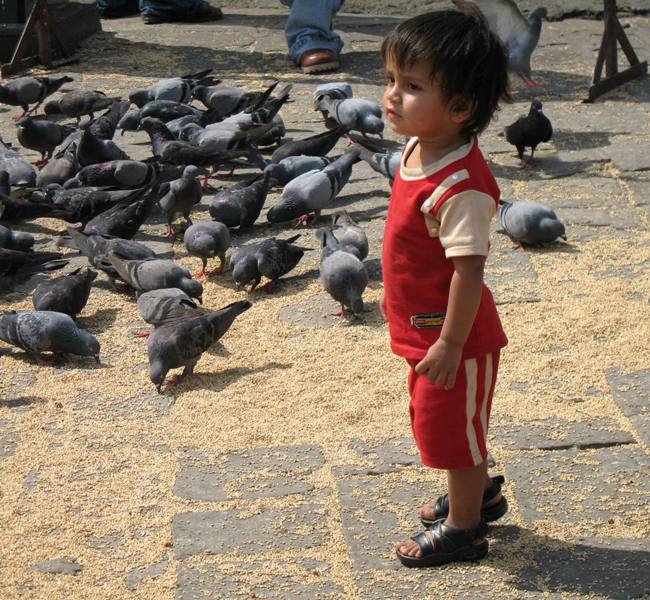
[0, 6, 649, 599]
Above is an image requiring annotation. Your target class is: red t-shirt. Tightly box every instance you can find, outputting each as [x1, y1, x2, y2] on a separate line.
[382, 137, 508, 360]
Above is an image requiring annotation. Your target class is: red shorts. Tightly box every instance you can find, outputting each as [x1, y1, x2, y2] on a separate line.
[407, 352, 500, 470]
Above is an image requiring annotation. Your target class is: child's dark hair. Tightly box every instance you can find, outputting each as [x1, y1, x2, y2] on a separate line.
[381, 10, 511, 134]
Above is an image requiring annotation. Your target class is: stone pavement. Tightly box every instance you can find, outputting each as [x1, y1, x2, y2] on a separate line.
[0, 5, 649, 600]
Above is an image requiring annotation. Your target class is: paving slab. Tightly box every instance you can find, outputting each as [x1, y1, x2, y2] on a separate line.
[491, 416, 636, 451]
[31, 557, 83, 576]
[176, 559, 343, 599]
[125, 558, 169, 591]
[174, 444, 325, 502]
[606, 368, 650, 447]
[171, 501, 329, 559]
[506, 445, 650, 527]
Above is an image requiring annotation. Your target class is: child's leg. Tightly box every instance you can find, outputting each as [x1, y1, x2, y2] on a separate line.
[396, 462, 487, 559]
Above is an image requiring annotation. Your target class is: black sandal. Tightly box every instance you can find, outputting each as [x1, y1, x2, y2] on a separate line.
[420, 475, 508, 527]
[396, 520, 489, 568]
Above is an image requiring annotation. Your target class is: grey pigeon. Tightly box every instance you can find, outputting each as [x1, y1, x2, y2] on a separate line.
[183, 221, 231, 277]
[0, 310, 99, 363]
[452, 0, 547, 87]
[208, 171, 272, 230]
[147, 299, 252, 392]
[256, 114, 286, 148]
[129, 68, 217, 107]
[0, 224, 34, 251]
[37, 142, 79, 187]
[76, 128, 129, 167]
[264, 154, 333, 186]
[498, 199, 566, 245]
[331, 211, 369, 260]
[0, 75, 73, 119]
[192, 80, 278, 117]
[0, 136, 36, 186]
[504, 99, 553, 166]
[229, 234, 306, 293]
[270, 125, 347, 163]
[82, 187, 157, 239]
[355, 143, 401, 183]
[32, 267, 97, 318]
[64, 160, 155, 189]
[118, 101, 203, 134]
[179, 120, 276, 153]
[16, 117, 75, 165]
[63, 227, 156, 286]
[157, 165, 202, 238]
[44, 90, 121, 123]
[86, 100, 131, 140]
[313, 82, 353, 106]
[108, 254, 204, 301]
[166, 114, 203, 138]
[317, 229, 368, 316]
[137, 288, 203, 328]
[314, 96, 384, 136]
[267, 148, 360, 224]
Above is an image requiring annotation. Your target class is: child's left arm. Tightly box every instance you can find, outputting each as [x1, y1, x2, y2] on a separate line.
[414, 255, 485, 388]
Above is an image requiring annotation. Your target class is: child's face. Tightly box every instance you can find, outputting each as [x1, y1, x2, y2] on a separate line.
[383, 59, 465, 141]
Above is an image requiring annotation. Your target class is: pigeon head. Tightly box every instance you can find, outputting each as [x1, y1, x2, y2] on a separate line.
[539, 217, 566, 242]
[43, 100, 62, 117]
[231, 254, 258, 289]
[530, 100, 544, 113]
[178, 123, 201, 141]
[138, 117, 166, 134]
[263, 162, 288, 182]
[149, 357, 167, 394]
[178, 277, 204, 303]
[10, 230, 35, 252]
[67, 328, 101, 362]
[182, 165, 200, 180]
[530, 6, 548, 21]
[361, 115, 384, 136]
[211, 299, 253, 338]
[129, 89, 150, 108]
[348, 294, 365, 316]
[266, 197, 310, 224]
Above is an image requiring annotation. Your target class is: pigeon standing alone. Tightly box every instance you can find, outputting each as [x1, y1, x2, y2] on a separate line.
[498, 200, 566, 246]
[504, 99, 552, 166]
[147, 299, 252, 393]
[452, 0, 547, 88]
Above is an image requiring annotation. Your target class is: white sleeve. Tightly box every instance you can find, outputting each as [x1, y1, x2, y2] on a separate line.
[437, 190, 495, 258]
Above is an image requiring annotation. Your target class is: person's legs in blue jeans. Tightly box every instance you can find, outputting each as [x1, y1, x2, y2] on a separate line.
[96, 0, 138, 17]
[139, 0, 222, 23]
[280, 0, 344, 66]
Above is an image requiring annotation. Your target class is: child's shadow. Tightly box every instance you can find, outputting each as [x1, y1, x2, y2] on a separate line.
[489, 524, 649, 599]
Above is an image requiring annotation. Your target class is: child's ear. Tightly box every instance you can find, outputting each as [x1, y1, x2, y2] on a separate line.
[450, 99, 474, 124]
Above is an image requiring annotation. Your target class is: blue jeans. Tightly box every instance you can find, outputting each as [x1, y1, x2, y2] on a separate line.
[96, 0, 204, 15]
[280, 0, 344, 64]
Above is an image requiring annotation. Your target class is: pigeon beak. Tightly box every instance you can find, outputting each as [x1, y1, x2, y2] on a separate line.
[156, 383, 162, 394]
[561, 234, 567, 241]
[94, 354, 100, 364]
[197, 296, 203, 305]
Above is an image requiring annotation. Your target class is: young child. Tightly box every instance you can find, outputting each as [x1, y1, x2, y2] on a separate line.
[379, 10, 511, 568]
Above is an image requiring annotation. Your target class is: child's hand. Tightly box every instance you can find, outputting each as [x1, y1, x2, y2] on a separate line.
[379, 292, 387, 321]
[414, 338, 462, 389]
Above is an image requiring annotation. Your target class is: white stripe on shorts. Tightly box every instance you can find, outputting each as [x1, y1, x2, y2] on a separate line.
[464, 358, 483, 466]
[480, 354, 493, 446]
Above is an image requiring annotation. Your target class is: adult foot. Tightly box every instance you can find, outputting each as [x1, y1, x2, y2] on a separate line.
[142, 3, 222, 24]
[300, 49, 340, 74]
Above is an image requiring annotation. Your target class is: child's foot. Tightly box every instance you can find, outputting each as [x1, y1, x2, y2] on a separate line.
[419, 475, 508, 527]
[396, 520, 488, 568]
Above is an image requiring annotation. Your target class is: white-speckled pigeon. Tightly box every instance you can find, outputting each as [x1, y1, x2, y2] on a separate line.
[32, 267, 97, 318]
[505, 99, 552, 166]
[267, 148, 360, 224]
[229, 234, 307, 293]
[0, 310, 100, 363]
[147, 299, 252, 393]
[44, 90, 121, 123]
[108, 253, 204, 301]
[316, 228, 368, 316]
[183, 220, 231, 277]
[498, 200, 566, 245]
[157, 165, 202, 239]
[452, 0, 547, 87]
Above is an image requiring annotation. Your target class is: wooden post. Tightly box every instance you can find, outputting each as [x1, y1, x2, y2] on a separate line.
[586, 0, 647, 102]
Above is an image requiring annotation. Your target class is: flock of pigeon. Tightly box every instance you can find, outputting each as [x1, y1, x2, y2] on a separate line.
[0, 14, 566, 393]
